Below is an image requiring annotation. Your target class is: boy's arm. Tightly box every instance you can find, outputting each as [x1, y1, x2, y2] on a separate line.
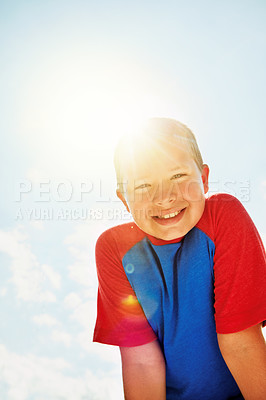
[217, 323, 266, 400]
[120, 339, 166, 400]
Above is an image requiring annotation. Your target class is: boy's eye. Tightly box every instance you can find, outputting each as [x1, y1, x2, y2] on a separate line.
[134, 183, 151, 190]
[171, 173, 185, 180]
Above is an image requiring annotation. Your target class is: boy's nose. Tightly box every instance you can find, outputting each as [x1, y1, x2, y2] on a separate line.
[152, 182, 178, 206]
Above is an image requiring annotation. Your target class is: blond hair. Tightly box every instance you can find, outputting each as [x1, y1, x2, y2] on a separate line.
[114, 118, 204, 192]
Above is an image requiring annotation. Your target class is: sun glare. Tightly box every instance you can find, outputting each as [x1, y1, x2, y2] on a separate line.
[18, 55, 166, 179]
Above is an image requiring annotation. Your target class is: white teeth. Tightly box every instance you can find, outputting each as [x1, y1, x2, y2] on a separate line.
[158, 210, 181, 219]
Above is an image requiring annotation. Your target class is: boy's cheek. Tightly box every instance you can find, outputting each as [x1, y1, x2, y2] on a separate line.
[131, 208, 149, 221]
[180, 180, 206, 202]
[129, 200, 150, 217]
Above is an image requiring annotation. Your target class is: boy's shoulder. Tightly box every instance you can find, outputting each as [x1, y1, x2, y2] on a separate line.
[96, 221, 145, 260]
[203, 192, 248, 218]
[197, 192, 254, 243]
[205, 192, 241, 206]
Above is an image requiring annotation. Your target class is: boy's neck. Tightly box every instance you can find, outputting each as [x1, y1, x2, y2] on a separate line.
[146, 232, 184, 246]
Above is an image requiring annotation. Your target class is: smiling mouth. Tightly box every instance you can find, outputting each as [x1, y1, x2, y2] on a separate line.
[156, 210, 182, 219]
[152, 208, 186, 225]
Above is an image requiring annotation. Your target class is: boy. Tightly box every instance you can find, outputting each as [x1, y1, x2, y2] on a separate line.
[93, 118, 266, 399]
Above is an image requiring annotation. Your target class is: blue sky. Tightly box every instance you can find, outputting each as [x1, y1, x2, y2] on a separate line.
[0, 1, 266, 399]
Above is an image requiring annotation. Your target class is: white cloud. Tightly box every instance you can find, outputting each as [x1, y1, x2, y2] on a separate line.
[29, 220, 44, 230]
[51, 329, 72, 348]
[64, 220, 113, 254]
[67, 298, 123, 366]
[0, 287, 7, 297]
[68, 261, 94, 288]
[77, 330, 122, 365]
[60, 221, 125, 390]
[64, 223, 99, 249]
[0, 344, 123, 400]
[69, 299, 97, 330]
[41, 264, 61, 289]
[0, 226, 57, 302]
[64, 221, 112, 290]
[32, 314, 59, 327]
[64, 292, 82, 309]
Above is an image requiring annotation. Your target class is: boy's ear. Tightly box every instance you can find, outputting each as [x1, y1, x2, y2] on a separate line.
[201, 164, 210, 194]
[116, 189, 130, 213]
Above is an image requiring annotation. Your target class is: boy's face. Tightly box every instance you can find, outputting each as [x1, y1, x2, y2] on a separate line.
[117, 140, 209, 241]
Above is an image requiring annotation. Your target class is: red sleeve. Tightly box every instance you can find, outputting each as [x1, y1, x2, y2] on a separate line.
[210, 194, 266, 333]
[93, 228, 157, 346]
